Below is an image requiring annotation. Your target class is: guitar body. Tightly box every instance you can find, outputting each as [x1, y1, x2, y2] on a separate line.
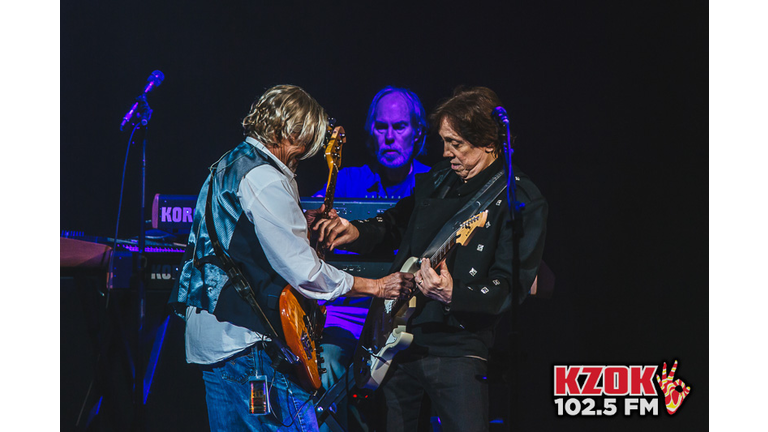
[353, 257, 420, 390]
[279, 125, 345, 391]
[353, 212, 489, 390]
[364, 324, 414, 389]
[279, 286, 326, 391]
[399, 256, 421, 274]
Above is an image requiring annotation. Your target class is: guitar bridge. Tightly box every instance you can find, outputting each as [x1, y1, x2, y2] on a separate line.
[300, 330, 313, 360]
[362, 346, 385, 362]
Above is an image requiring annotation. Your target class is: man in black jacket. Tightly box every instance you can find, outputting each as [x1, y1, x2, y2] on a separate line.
[311, 86, 547, 432]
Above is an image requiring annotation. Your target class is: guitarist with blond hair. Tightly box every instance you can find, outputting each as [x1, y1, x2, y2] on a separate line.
[312, 86, 548, 432]
[169, 85, 414, 432]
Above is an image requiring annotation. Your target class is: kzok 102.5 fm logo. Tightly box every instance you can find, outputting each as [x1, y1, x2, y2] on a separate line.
[553, 360, 691, 417]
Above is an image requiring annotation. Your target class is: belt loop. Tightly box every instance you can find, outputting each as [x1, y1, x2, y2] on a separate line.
[252, 341, 266, 364]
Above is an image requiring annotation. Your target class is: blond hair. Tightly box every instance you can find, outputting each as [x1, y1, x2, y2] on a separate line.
[242, 85, 328, 160]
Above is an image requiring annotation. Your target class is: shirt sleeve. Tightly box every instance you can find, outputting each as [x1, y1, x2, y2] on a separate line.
[237, 166, 354, 301]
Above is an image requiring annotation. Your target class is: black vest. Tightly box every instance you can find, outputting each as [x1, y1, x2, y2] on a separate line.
[170, 141, 288, 340]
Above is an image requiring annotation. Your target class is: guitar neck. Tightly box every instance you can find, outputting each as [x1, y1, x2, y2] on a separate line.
[428, 231, 457, 270]
[315, 167, 338, 259]
[315, 125, 344, 259]
[322, 167, 338, 216]
[387, 230, 459, 317]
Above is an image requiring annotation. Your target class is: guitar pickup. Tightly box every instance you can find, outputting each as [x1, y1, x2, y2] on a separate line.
[300, 330, 313, 360]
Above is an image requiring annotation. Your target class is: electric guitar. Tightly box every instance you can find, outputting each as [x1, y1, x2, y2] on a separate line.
[352, 210, 489, 390]
[279, 125, 345, 391]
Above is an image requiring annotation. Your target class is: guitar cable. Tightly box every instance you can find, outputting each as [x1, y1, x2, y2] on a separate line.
[259, 348, 319, 428]
[105, 121, 143, 300]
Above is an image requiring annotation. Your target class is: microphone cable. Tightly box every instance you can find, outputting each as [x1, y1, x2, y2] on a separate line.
[75, 122, 142, 429]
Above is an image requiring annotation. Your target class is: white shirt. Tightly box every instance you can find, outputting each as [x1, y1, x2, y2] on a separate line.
[185, 137, 354, 364]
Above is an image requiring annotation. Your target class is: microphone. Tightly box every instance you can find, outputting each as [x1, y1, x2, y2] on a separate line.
[492, 106, 509, 125]
[142, 70, 164, 94]
[120, 70, 165, 131]
[493, 109, 517, 220]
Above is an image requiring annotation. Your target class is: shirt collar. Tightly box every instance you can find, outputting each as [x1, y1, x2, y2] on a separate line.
[244, 136, 297, 178]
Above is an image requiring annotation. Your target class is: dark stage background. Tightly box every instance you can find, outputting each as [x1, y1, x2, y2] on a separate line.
[60, 1, 708, 431]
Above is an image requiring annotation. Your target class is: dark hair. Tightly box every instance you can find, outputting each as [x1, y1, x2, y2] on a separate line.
[429, 86, 506, 156]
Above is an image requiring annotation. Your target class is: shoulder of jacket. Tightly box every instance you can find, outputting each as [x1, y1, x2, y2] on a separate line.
[511, 166, 546, 206]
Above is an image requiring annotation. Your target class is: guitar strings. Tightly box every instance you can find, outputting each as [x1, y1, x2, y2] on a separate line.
[429, 213, 481, 266]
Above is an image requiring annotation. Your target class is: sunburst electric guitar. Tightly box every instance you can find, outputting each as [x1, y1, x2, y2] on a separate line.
[279, 125, 345, 391]
[352, 210, 488, 390]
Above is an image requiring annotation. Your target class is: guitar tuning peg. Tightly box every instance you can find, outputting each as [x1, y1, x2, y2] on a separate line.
[320, 367, 327, 374]
[328, 118, 336, 127]
[318, 356, 325, 364]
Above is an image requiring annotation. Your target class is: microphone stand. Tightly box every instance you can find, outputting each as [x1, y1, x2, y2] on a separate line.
[500, 118, 524, 432]
[127, 96, 153, 431]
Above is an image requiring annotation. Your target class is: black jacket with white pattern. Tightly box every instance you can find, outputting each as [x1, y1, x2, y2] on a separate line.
[349, 158, 547, 357]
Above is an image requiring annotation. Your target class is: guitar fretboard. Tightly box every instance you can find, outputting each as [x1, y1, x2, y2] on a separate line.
[315, 128, 343, 260]
[428, 233, 456, 269]
[322, 167, 338, 217]
[383, 229, 459, 315]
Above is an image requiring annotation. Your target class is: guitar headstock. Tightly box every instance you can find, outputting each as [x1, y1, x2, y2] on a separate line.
[455, 210, 489, 246]
[324, 126, 345, 173]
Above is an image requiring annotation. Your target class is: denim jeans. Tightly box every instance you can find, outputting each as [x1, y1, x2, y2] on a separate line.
[201, 345, 319, 431]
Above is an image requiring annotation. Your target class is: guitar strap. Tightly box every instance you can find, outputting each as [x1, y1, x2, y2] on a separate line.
[421, 169, 508, 260]
[203, 164, 299, 366]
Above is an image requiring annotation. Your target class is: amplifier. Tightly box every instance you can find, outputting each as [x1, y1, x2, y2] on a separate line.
[107, 249, 185, 291]
[150, 194, 400, 236]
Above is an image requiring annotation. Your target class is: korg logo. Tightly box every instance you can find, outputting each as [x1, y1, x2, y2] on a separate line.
[150, 264, 177, 280]
[161, 206, 193, 223]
